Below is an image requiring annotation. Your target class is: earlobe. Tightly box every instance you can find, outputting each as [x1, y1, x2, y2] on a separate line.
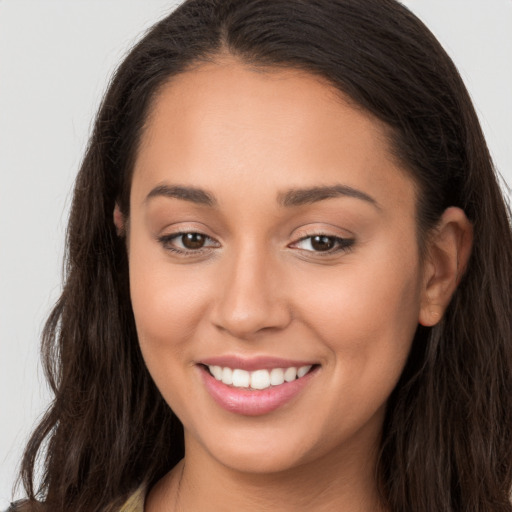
[113, 203, 125, 237]
[419, 207, 473, 327]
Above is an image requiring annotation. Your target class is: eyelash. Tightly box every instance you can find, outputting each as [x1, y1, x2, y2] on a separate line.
[157, 232, 220, 256]
[157, 232, 355, 257]
[291, 233, 355, 255]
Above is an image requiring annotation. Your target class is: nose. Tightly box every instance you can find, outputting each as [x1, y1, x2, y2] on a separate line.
[210, 246, 292, 340]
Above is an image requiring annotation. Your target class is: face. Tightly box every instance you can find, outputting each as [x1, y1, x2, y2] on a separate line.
[126, 59, 425, 475]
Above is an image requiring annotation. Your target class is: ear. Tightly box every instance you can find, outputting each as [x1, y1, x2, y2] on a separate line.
[419, 207, 473, 327]
[113, 203, 126, 237]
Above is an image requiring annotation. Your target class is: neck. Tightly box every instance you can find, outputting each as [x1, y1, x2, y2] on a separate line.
[146, 434, 387, 512]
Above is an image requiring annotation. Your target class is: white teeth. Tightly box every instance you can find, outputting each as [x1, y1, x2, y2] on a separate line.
[207, 364, 313, 390]
[284, 366, 298, 382]
[232, 369, 250, 387]
[222, 367, 233, 385]
[211, 365, 223, 380]
[270, 368, 285, 386]
[297, 365, 311, 378]
[250, 369, 271, 390]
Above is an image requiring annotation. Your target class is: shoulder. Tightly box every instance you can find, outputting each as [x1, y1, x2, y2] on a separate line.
[4, 485, 146, 512]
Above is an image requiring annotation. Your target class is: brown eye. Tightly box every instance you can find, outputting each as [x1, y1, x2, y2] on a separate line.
[292, 234, 355, 254]
[310, 235, 336, 251]
[181, 233, 207, 249]
[158, 231, 220, 255]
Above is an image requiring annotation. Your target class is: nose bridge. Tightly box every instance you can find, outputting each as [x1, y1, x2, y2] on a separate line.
[212, 238, 289, 338]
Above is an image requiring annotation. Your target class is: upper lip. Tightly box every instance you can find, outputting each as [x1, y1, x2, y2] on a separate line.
[198, 355, 318, 371]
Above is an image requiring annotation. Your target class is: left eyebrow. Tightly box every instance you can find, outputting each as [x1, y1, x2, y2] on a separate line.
[277, 185, 380, 210]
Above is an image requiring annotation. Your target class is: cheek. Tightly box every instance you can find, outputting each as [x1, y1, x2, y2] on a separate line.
[128, 232, 210, 368]
[128, 253, 214, 422]
[295, 242, 422, 380]
[293, 254, 422, 440]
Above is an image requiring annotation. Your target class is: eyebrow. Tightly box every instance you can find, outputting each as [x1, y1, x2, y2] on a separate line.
[145, 183, 379, 210]
[145, 184, 217, 207]
[278, 185, 380, 209]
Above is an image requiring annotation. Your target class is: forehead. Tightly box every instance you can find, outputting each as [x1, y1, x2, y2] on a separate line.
[132, 58, 414, 212]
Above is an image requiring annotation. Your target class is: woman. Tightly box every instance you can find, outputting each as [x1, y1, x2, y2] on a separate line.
[11, 0, 512, 511]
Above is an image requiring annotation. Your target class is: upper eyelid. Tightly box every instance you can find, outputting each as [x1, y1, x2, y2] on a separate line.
[168, 232, 353, 250]
[290, 234, 354, 247]
[159, 231, 351, 242]
[160, 231, 220, 245]
[157, 227, 354, 248]
[291, 224, 355, 239]
[293, 231, 352, 240]
[157, 223, 220, 241]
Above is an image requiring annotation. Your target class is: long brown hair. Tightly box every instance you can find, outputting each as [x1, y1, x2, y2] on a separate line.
[17, 1, 512, 511]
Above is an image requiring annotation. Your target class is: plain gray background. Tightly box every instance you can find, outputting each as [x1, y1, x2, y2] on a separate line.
[1, 0, 511, 505]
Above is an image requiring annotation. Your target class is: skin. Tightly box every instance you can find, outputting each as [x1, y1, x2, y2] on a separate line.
[116, 57, 472, 511]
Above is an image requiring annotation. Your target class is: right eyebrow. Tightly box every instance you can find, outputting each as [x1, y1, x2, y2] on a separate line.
[145, 184, 217, 207]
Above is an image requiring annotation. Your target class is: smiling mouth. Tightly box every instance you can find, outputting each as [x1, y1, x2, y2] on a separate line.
[202, 364, 318, 390]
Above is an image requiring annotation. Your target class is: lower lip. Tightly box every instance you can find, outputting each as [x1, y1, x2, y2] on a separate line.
[199, 366, 317, 416]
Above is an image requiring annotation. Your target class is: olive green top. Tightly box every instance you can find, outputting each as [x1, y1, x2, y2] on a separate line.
[6, 486, 146, 512]
[120, 486, 146, 512]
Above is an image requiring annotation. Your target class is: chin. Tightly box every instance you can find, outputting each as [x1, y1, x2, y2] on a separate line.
[210, 442, 311, 475]
[184, 417, 322, 475]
